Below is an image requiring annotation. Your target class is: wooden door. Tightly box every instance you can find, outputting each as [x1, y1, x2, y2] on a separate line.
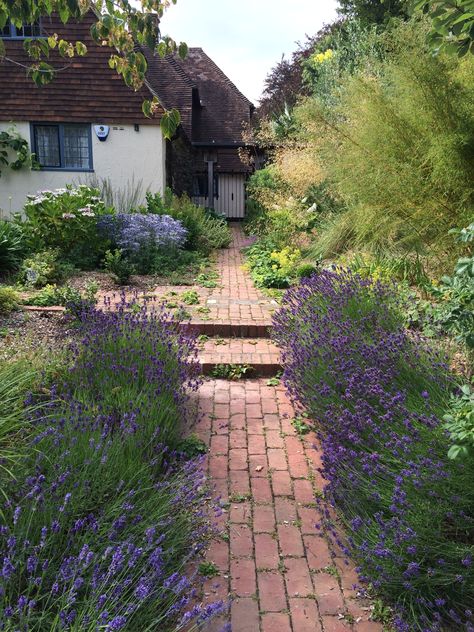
[215, 174, 245, 219]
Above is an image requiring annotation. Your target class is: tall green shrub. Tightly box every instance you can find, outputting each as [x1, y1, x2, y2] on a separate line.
[301, 19, 474, 269]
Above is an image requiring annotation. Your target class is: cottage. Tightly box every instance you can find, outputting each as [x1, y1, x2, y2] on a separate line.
[0, 11, 254, 217]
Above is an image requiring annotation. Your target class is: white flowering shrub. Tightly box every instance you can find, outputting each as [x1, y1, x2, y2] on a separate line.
[20, 185, 113, 269]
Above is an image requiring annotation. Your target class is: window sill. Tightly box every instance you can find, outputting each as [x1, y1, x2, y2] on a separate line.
[37, 168, 94, 173]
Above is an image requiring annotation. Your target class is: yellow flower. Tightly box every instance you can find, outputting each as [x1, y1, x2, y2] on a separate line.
[312, 49, 334, 65]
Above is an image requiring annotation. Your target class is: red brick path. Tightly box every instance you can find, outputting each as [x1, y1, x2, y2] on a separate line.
[191, 226, 381, 632]
[195, 380, 381, 632]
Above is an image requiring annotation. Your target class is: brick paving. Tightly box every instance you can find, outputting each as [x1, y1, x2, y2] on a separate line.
[195, 380, 381, 632]
[189, 225, 382, 632]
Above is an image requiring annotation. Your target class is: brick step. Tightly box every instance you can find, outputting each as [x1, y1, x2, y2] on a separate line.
[197, 338, 281, 377]
[182, 320, 272, 338]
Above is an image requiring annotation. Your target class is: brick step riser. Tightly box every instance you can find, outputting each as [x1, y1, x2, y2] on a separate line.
[180, 322, 272, 338]
[200, 361, 282, 378]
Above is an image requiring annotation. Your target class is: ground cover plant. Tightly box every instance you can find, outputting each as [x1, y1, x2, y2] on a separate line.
[273, 269, 474, 631]
[0, 299, 224, 631]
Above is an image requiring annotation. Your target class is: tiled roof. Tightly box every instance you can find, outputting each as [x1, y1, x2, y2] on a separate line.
[0, 14, 253, 146]
[146, 48, 254, 145]
[0, 13, 161, 125]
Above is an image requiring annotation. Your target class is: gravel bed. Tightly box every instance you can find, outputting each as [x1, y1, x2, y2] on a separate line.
[0, 309, 76, 361]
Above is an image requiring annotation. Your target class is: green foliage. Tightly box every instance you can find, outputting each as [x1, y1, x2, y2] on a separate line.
[20, 249, 72, 288]
[195, 270, 219, 288]
[414, 0, 474, 56]
[338, 0, 409, 24]
[430, 223, 474, 353]
[0, 126, 36, 176]
[25, 281, 98, 310]
[245, 241, 302, 288]
[19, 185, 112, 269]
[0, 219, 26, 272]
[296, 262, 319, 279]
[198, 561, 219, 578]
[443, 384, 474, 459]
[0, 286, 19, 314]
[0, 1, 185, 137]
[0, 360, 47, 507]
[211, 364, 254, 380]
[104, 249, 135, 285]
[146, 191, 231, 255]
[291, 414, 312, 435]
[180, 289, 200, 305]
[301, 20, 384, 108]
[300, 19, 474, 268]
[176, 433, 208, 458]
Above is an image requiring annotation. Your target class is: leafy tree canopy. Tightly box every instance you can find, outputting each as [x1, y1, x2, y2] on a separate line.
[0, 1, 187, 138]
[413, 0, 474, 56]
[337, 0, 409, 24]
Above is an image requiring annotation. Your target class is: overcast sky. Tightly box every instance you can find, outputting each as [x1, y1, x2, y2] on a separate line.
[161, 0, 339, 104]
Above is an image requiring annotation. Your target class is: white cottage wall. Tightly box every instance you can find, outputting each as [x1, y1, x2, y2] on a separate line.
[0, 122, 166, 215]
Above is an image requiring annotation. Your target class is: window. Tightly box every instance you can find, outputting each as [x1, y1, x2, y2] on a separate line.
[0, 19, 42, 38]
[192, 174, 218, 198]
[32, 124, 93, 171]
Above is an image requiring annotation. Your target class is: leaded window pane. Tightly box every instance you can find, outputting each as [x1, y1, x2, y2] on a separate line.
[63, 125, 90, 169]
[34, 126, 60, 168]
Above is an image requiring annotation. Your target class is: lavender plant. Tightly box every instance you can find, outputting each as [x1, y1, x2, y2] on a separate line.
[0, 299, 224, 631]
[273, 269, 474, 631]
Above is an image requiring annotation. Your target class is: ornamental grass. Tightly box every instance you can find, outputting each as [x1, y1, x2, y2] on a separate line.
[0, 300, 224, 631]
[273, 269, 474, 631]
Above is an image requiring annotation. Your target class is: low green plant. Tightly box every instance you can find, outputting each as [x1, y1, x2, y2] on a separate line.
[25, 282, 98, 311]
[198, 561, 219, 578]
[104, 249, 135, 285]
[176, 433, 208, 458]
[291, 414, 311, 435]
[196, 270, 219, 288]
[443, 384, 474, 460]
[429, 223, 474, 366]
[20, 249, 72, 288]
[296, 262, 319, 279]
[245, 241, 302, 288]
[0, 286, 19, 314]
[25, 284, 81, 307]
[181, 289, 200, 305]
[211, 364, 253, 380]
[267, 374, 281, 386]
[371, 599, 392, 624]
[0, 219, 26, 272]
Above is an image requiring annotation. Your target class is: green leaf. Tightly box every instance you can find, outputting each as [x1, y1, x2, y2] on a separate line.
[160, 108, 181, 139]
[178, 42, 188, 59]
[142, 99, 152, 118]
[75, 41, 88, 56]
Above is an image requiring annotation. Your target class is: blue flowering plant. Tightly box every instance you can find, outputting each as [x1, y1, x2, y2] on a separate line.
[98, 213, 188, 274]
[0, 298, 225, 631]
[273, 268, 474, 631]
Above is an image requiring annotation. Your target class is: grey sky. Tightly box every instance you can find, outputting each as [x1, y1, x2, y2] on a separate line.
[161, 0, 339, 105]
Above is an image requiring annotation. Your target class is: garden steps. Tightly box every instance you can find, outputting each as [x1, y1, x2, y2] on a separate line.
[197, 337, 281, 376]
[190, 226, 382, 632]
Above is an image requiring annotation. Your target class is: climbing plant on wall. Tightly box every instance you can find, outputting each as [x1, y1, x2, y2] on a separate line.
[0, 127, 36, 177]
